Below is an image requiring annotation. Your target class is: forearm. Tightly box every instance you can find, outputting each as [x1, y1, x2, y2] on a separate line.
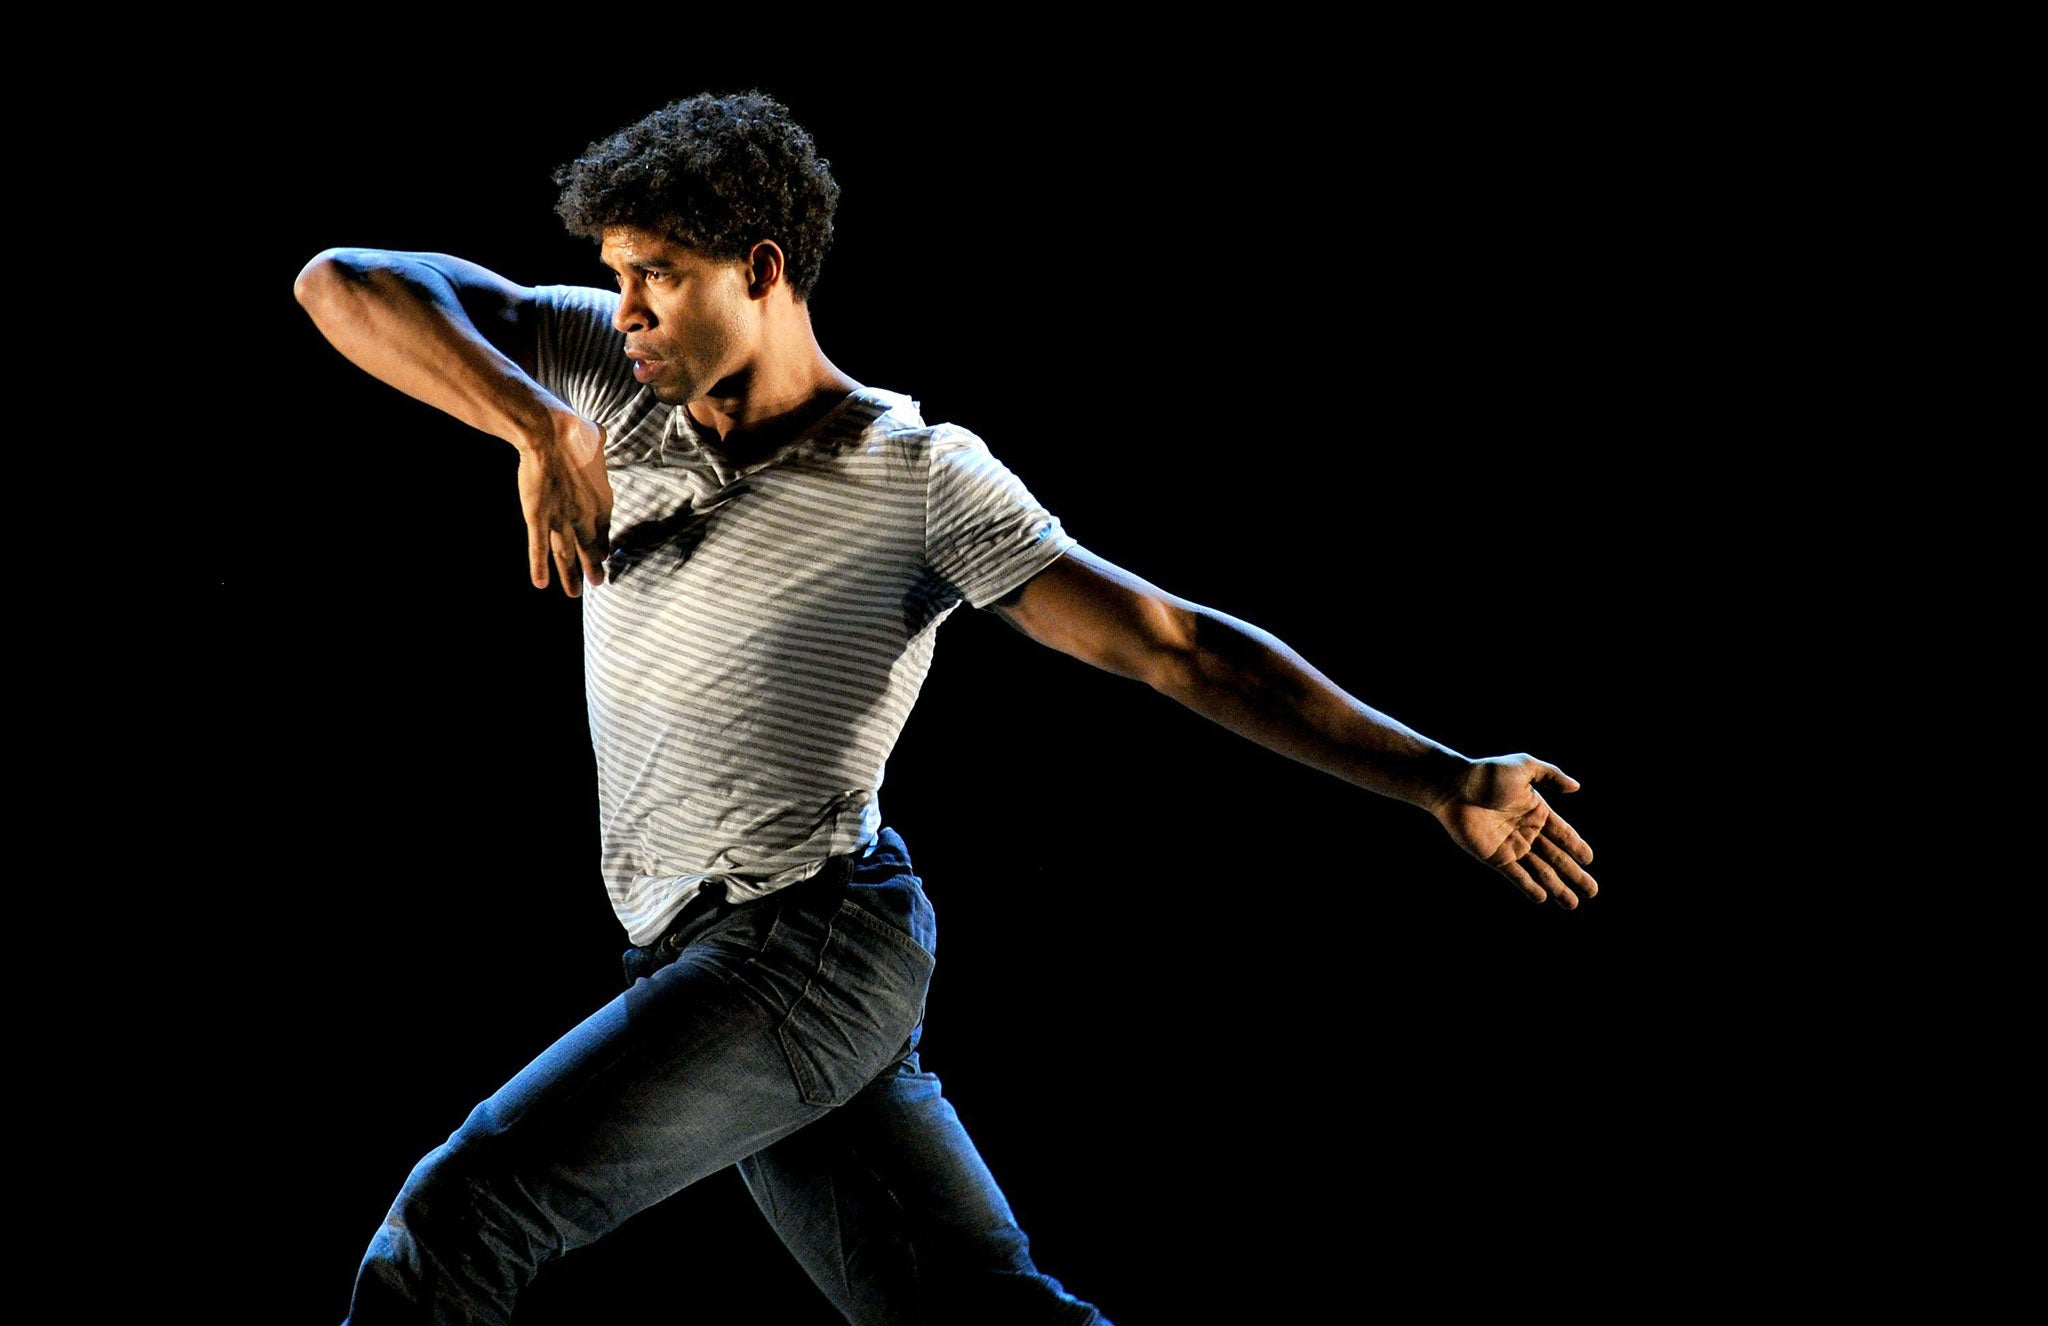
[292, 247, 572, 453]
[1150, 606, 1472, 812]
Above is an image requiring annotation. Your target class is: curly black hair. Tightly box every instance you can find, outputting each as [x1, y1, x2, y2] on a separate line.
[553, 91, 840, 303]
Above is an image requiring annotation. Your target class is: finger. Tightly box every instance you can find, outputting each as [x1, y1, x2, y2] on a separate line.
[1540, 806, 1595, 866]
[1521, 851, 1579, 910]
[1534, 833, 1599, 900]
[529, 520, 551, 589]
[580, 515, 610, 588]
[551, 532, 582, 599]
[1497, 858, 1547, 905]
[1526, 756, 1581, 794]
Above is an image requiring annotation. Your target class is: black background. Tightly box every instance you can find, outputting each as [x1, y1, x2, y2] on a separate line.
[175, 34, 1725, 1323]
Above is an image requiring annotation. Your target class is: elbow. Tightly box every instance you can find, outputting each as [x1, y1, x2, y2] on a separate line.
[292, 248, 351, 315]
[1143, 646, 1206, 704]
[292, 246, 387, 315]
[1128, 600, 1207, 699]
[1145, 606, 1273, 706]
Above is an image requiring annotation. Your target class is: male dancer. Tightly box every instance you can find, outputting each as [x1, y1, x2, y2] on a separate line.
[296, 88, 1597, 1325]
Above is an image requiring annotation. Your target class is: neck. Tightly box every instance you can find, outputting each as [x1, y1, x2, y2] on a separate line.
[686, 303, 860, 457]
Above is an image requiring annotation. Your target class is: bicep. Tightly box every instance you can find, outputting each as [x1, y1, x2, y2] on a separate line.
[990, 545, 1200, 687]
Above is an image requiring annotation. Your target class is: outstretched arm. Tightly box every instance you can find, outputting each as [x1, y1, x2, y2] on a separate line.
[992, 546, 1599, 908]
[292, 247, 612, 596]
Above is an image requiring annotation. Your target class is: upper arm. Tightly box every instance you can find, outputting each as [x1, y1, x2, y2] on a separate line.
[989, 544, 1201, 688]
[411, 251, 544, 372]
[294, 247, 546, 376]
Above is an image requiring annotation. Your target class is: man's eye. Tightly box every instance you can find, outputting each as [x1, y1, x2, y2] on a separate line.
[643, 270, 668, 283]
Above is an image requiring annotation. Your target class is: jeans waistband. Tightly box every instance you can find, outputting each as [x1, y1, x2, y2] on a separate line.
[636, 843, 872, 965]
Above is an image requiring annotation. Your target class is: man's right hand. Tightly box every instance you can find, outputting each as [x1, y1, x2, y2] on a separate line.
[518, 412, 613, 597]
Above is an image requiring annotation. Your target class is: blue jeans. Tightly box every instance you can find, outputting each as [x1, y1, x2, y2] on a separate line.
[344, 828, 1108, 1324]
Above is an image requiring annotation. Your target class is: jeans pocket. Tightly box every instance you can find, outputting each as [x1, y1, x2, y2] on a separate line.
[778, 898, 935, 1107]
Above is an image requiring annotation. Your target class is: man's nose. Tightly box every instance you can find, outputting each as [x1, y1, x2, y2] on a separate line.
[613, 285, 652, 333]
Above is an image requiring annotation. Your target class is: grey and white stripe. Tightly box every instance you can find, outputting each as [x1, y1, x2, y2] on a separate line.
[533, 285, 1074, 943]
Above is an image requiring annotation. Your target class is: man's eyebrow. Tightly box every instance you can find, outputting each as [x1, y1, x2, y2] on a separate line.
[598, 251, 677, 273]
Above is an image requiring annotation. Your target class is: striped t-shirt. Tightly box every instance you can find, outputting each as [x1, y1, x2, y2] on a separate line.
[532, 285, 1075, 944]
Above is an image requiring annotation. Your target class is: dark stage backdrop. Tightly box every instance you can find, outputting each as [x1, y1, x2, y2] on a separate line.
[187, 46, 1696, 1323]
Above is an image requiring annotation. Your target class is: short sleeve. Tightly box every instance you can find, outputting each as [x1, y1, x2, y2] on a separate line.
[925, 427, 1076, 608]
[529, 284, 640, 427]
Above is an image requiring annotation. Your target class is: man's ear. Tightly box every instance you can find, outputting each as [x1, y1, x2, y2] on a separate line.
[745, 240, 786, 298]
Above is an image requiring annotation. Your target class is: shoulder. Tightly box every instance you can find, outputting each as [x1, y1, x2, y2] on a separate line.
[526, 283, 620, 333]
[843, 390, 992, 464]
[524, 284, 651, 433]
[809, 387, 949, 466]
[523, 284, 627, 369]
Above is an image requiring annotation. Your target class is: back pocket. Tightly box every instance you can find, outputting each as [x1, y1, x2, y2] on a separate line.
[778, 899, 935, 1107]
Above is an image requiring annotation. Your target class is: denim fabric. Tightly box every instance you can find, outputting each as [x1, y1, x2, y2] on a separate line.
[344, 828, 1108, 1325]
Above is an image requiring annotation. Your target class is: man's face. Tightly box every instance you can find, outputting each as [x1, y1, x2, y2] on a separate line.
[600, 226, 757, 406]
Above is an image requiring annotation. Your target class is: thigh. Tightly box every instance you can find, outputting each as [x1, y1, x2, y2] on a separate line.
[437, 872, 930, 1249]
[348, 911, 835, 1323]
[347, 872, 939, 1322]
[447, 913, 826, 1247]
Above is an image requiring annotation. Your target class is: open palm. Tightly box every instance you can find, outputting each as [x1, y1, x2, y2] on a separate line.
[1434, 753, 1598, 908]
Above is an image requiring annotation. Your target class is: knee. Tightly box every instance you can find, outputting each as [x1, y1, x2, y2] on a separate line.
[381, 1126, 562, 1288]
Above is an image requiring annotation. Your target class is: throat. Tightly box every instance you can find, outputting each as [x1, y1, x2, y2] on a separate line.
[685, 385, 858, 464]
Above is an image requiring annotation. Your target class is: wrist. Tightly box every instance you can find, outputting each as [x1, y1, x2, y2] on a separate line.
[512, 401, 589, 457]
[1411, 747, 1475, 818]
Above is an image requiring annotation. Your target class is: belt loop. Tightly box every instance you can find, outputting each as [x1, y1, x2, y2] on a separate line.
[828, 846, 862, 887]
[653, 880, 725, 955]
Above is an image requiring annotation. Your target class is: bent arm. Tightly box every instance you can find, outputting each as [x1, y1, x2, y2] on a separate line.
[992, 546, 1598, 905]
[292, 247, 565, 447]
[292, 248, 611, 594]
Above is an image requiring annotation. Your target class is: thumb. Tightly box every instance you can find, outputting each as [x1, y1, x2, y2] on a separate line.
[1525, 755, 1580, 794]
